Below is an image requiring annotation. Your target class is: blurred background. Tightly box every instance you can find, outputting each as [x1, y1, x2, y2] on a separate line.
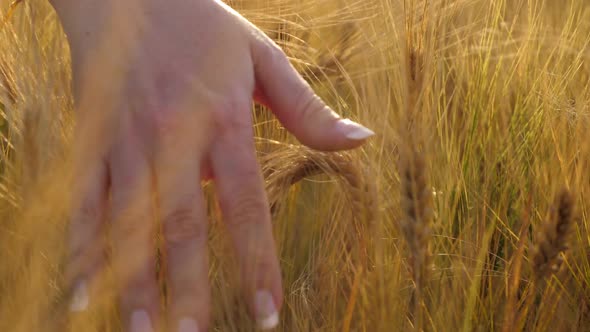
[0, 0, 589, 330]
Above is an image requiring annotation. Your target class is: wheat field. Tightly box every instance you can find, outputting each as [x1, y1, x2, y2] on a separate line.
[1, 0, 589, 331]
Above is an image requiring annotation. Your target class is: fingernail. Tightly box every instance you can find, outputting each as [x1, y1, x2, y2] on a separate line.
[337, 118, 375, 140]
[130, 310, 153, 332]
[69, 280, 89, 312]
[255, 290, 279, 330]
[178, 317, 199, 332]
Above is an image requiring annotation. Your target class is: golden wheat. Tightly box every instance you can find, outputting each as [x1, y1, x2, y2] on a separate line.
[1, 0, 590, 331]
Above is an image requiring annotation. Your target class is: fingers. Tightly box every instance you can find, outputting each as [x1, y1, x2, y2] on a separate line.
[250, 34, 374, 151]
[109, 129, 159, 332]
[210, 102, 283, 330]
[68, 157, 109, 312]
[155, 124, 210, 332]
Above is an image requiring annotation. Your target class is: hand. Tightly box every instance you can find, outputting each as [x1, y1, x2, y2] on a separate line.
[55, 0, 374, 331]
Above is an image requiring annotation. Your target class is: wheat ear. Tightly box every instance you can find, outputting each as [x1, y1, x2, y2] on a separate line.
[532, 189, 575, 280]
[399, 144, 432, 330]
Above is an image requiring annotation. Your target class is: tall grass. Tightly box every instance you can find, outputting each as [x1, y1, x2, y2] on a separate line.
[1, 0, 589, 331]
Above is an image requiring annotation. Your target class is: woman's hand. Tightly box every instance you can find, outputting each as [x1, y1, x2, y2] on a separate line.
[54, 0, 374, 331]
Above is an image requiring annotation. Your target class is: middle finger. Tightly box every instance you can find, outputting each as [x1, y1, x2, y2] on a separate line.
[109, 126, 160, 332]
[155, 121, 210, 332]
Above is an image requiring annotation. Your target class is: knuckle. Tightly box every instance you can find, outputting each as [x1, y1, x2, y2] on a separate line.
[293, 84, 325, 122]
[72, 197, 103, 228]
[151, 110, 185, 138]
[211, 97, 251, 136]
[162, 202, 206, 245]
[111, 200, 152, 241]
[114, 216, 148, 241]
[223, 188, 269, 228]
[151, 108, 215, 150]
[260, 39, 289, 67]
[146, 100, 205, 140]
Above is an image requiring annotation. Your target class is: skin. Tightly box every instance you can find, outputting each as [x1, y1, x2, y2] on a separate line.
[49, 0, 374, 331]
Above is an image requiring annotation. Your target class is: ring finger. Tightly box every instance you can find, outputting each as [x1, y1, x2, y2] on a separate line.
[155, 121, 211, 332]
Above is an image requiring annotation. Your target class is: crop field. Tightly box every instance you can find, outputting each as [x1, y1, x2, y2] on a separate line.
[0, 0, 589, 331]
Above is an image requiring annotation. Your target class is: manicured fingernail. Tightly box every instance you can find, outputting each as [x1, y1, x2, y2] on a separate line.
[130, 310, 153, 332]
[178, 317, 199, 332]
[255, 290, 279, 330]
[69, 280, 88, 312]
[337, 118, 375, 140]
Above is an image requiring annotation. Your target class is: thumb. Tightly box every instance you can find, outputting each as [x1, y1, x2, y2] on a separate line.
[251, 35, 374, 151]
